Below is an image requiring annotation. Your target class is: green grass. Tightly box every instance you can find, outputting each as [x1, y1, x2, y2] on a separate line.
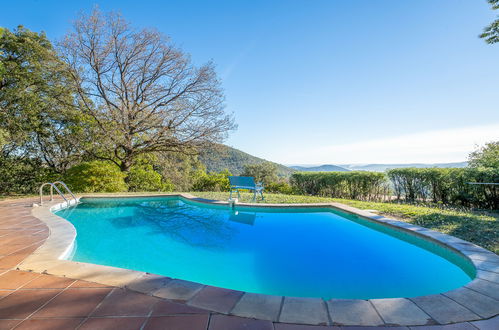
[189, 191, 499, 254]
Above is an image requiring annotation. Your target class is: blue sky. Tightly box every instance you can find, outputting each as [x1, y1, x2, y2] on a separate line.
[2, 0, 498, 164]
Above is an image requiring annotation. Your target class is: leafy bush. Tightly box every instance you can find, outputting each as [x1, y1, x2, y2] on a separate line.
[155, 152, 204, 191]
[191, 169, 231, 191]
[265, 181, 295, 194]
[127, 165, 174, 192]
[64, 161, 127, 193]
[387, 167, 498, 209]
[290, 171, 390, 201]
[0, 156, 56, 195]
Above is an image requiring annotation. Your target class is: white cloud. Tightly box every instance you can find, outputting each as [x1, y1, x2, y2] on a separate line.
[281, 124, 499, 164]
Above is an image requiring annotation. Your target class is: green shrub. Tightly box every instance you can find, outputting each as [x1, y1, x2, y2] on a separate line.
[191, 169, 231, 191]
[127, 165, 174, 192]
[64, 161, 127, 193]
[0, 156, 56, 195]
[265, 181, 295, 194]
[387, 167, 498, 209]
[290, 171, 390, 201]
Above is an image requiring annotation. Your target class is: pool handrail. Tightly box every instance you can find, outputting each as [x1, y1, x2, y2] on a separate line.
[39, 181, 78, 206]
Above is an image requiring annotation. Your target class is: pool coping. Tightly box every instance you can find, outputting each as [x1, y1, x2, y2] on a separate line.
[19, 193, 499, 327]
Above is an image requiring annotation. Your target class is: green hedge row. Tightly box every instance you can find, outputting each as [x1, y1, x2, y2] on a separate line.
[289, 169, 498, 209]
[387, 168, 498, 209]
[290, 171, 390, 201]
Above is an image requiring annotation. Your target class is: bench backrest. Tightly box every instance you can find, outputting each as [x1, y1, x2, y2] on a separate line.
[229, 176, 256, 188]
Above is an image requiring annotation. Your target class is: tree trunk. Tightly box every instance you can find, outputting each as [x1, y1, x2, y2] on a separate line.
[120, 160, 132, 173]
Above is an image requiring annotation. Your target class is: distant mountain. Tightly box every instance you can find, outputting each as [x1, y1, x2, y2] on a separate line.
[287, 162, 468, 172]
[338, 162, 468, 172]
[198, 144, 295, 177]
[290, 164, 350, 172]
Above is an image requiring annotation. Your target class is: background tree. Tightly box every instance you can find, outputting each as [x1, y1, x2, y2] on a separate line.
[155, 152, 204, 191]
[59, 9, 235, 173]
[0, 26, 85, 171]
[480, 0, 499, 43]
[241, 163, 279, 185]
[468, 141, 499, 168]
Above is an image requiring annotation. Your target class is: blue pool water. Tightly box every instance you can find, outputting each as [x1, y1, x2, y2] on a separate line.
[55, 197, 474, 299]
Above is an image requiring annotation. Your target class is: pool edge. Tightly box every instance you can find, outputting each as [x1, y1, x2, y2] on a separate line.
[19, 193, 499, 327]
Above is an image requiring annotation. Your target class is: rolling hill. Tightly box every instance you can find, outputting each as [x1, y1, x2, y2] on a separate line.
[198, 144, 468, 176]
[198, 144, 295, 177]
[287, 162, 468, 172]
[338, 162, 468, 172]
[290, 164, 350, 172]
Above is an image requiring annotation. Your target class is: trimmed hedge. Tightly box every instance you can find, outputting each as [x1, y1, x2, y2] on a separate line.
[290, 171, 390, 201]
[290, 169, 498, 209]
[387, 168, 498, 209]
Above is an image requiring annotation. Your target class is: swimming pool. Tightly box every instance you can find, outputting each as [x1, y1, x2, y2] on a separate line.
[55, 196, 475, 299]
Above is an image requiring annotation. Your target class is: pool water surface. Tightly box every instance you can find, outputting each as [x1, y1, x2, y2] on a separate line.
[55, 197, 474, 299]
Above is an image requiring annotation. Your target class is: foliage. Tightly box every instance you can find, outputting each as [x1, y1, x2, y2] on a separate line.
[64, 161, 128, 193]
[241, 162, 279, 185]
[190, 191, 499, 254]
[290, 171, 390, 201]
[127, 164, 174, 192]
[198, 143, 294, 177]
[265, 181, 295, 194]
[0, 129, 8, 150]
[387, 167, 498, 209]
[468, 141, 499, 168]
[59, 9, 235, 172]
[191, 169, 231, 192]
[0, 156, 56, 195]
[0, 26, 86, 171]
[480, 0, 499, 44]
[155, 152, 205, 191]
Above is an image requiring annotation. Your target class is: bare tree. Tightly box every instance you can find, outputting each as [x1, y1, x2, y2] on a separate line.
[59, 9, 235, 172]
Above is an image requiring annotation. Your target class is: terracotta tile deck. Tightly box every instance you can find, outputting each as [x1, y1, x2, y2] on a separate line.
[0, 197, 497, 329]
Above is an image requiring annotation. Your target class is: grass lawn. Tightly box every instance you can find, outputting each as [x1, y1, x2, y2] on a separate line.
[190, 191, 499, 254]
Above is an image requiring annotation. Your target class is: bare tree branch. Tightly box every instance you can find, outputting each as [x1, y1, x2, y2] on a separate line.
[58, 8, 235, 171]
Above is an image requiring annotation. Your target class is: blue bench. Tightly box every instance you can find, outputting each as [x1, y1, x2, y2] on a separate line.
[229, 176, 265, 201]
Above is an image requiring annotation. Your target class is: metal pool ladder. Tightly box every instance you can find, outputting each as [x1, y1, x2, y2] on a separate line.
[39, 181, 78, 206]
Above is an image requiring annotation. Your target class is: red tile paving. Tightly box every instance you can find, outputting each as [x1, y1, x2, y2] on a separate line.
[0, 319, 22, 329]
[0, 197, 497, 330]
[20, 274, 75, 289]
[0, 289, 61, 318]
[0, 271, 40, 290]
[91, 288, 159, 316]
[208, 314, 274, 330]
[79, 317, 147, 330]
[144, 315, 210, 330]
[14, 318, 84, 330]
[151, 299, 209, 316]
[31, 288, 113, 318]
